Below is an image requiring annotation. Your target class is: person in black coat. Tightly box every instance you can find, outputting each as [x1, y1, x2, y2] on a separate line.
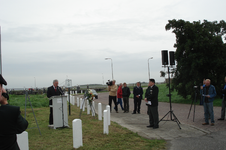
[0, 75, 28, 150]
[145, 79, 159, 129]
[47, 79, 64, 125]
[122, 82, 131, 113]
[132, 82, 143, 114]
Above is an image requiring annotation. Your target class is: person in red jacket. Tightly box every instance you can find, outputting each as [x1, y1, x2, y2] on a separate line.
[114, 83, 124, 111]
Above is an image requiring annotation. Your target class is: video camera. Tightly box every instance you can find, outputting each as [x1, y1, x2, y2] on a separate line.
[106, 80, 113, 86]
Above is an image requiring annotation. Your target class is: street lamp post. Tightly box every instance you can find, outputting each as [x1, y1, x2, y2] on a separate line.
[34, 77, 36, 89]
[105, 58, 114, 80]
[148, 57, 153, 79]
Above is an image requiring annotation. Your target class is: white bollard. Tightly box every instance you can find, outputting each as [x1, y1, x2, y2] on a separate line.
[87, 100, 90, 114]
[75, 91, 77, 94]
[83, 99, 85, 111]
[77, 97, 79, 107]
[80, 98, 83, 109]
[81, 90, 83, 94]
[106, 105, 110, 125]
[17, 131, 29, 150]
[98, 103, 102, 120]
[103, 110, 109, 135]
[92, 101, 95, 116]
[73, 119, 83, 148]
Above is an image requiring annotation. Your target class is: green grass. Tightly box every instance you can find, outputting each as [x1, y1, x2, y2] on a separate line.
[24, 106, 166, 150]
[8, 94, 49, 108]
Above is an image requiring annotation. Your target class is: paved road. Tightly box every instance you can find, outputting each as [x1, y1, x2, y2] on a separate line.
[92, 92, 226, 150]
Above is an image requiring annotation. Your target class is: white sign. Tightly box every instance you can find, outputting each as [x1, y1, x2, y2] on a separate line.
[65, 79, 72, 88]
[57, 98, 62, 103]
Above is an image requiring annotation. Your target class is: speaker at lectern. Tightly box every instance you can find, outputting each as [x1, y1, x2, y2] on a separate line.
[49, 95, 69, 129]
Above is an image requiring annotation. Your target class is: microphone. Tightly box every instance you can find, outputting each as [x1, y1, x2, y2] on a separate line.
[57, 86, 64, 95]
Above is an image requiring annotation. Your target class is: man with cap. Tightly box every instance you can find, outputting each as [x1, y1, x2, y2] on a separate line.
[145, 79, 159, 129]
[47, 79, 64, 126]
[0, 75, 29, 150]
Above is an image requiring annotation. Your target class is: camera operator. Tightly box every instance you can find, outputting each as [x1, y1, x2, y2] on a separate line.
[107, 80, 118, 113]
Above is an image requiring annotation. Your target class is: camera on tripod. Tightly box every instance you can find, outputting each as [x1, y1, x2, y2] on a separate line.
[106, 80, 113, 86]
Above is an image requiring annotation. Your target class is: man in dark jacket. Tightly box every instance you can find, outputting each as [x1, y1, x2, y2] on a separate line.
[122, 82, 131, 113]
[200, 79, 216, 126]
[132, 82, 143, 114]
[47, 79, 64, 125]
[218, 77, 226, 120]
[0, 75, 28, 150]
[145, 79, 159, 129]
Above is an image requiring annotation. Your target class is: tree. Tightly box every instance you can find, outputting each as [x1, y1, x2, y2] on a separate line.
[165, 19, 226, 99]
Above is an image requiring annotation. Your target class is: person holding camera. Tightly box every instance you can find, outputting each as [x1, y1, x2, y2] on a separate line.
[0, 75, 28, 150]
[132, 82, 143, 114]
[107, 80, 118, 113]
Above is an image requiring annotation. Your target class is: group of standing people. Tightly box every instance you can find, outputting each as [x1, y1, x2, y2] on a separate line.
[107, 79, 159, 129]
[107, 80, 131, 113]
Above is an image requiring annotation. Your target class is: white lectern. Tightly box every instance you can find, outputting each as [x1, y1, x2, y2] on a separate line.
[49, 95, 69, 129]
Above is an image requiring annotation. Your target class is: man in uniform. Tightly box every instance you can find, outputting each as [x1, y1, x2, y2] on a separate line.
[145, 79, 159, 129]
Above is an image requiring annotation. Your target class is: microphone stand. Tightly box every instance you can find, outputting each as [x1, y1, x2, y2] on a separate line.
[58, 87, 66, 128]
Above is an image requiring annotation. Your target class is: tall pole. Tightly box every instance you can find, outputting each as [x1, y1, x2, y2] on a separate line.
[148, 57, 153, 79]
[111, 59, 114, 80]
[105, 58, 114, 80]
[0, 26, 2, 74]
[34, 77, 36, 89]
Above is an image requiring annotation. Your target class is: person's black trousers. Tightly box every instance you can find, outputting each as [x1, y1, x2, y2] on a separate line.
[49, 100, 53, 125]
[123, 97, 129, 112]
[109, 96, 118, 112]
[148, 105, 159, 127]
[133, 97, 141, 113]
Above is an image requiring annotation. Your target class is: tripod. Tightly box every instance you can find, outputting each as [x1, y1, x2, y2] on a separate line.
[159, 66, 181, 129]
[79, 96, 96, 119]
[187, 87, 198, 122]
[24, 91, 42, 135]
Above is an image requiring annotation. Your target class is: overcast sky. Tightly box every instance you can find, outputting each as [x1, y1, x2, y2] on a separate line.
[0, 0, 225, 88]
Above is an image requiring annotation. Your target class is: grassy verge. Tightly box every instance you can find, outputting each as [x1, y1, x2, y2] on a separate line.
[9, 94, 49, 108]
[25, 105, 166, 150]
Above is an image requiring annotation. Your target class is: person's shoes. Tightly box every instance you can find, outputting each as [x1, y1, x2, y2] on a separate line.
[147, 125, 154, 128]
[211, 123, 214, 126]
[153, 126, 159, 129]
[138, 112, 140, 114]
[218, 118, 224, 120]
[202, 123, 209, 125]
[123, 111, 126, 113]
[126, 111, 129, 113]
[116, 111, 118, 113]
[132, 112, 136, 114]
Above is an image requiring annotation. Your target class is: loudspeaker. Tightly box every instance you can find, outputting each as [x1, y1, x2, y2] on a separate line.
[169, 51, 175, 65]
[161, 50, 168, 65]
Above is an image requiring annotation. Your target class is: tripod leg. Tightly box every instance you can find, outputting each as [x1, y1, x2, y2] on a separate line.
[172, 111, 181, 124]
[159, 111, 171, 122]
[187, 99, 194, 119]
[28, 96, 42, 135]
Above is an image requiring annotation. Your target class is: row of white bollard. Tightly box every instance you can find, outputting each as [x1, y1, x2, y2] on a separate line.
[73, 98, 111, 148]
